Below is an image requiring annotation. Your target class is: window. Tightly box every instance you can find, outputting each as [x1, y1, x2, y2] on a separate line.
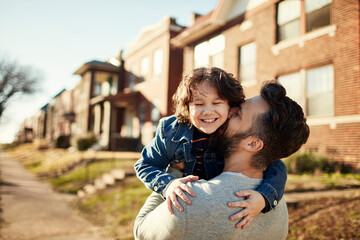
[238, 42, 257, 86]
[278, 72, 302, 106]
[194, 35, 224, 69]
[139, 102, 146, 128]
[140, 57, 149, 82]
[151, 102, 160, 136]
[152, 49, 163, 81]
[129, 65, 137, 90]
[306, 65, 334, 116]
[94, 82, 101, 96]
[277, 64, 334, 117]
[305, 0, 331, 32]
[277, 0, 332, 42]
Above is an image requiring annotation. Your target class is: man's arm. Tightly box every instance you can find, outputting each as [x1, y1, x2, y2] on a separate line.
[133, 192, 186, 240]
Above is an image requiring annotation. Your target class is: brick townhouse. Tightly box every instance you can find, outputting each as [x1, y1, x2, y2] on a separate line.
[171, 0, 360, 169]
[15, 89, 74, 146]
[73, 59, 122, 149]
[72, 16, 184, 151]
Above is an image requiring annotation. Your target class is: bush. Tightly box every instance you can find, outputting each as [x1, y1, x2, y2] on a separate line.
[285, 151, 337, 174]
[77, 135, 96, 151]
[56, 135, 70, 149]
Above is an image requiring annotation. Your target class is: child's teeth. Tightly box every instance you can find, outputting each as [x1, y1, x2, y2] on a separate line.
[203, 119, 215, 123]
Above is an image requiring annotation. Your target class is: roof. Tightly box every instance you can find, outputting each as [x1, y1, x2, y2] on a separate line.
[171, 0, 269, 47]
[125, 16, 185, 57]
[73, 60, 119, 75]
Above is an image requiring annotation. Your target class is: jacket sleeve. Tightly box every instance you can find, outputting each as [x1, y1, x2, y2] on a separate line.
[255, 159, 287, 213]
[134, 118, 176, 194]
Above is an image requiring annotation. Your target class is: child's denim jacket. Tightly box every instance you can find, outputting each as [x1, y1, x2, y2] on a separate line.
[134, 115, 287, 211]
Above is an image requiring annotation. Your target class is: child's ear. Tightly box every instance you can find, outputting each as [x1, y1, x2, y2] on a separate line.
[243, 136, 263, 153]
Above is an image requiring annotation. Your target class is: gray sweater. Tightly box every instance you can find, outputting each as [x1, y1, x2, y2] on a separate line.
[134, 172, 288, 240]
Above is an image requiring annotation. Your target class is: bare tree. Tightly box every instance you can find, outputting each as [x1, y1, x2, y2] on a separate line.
[0, 56, 41, 119]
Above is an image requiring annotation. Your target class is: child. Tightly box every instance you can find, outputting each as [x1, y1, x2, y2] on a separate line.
[134, 67, 287, 228]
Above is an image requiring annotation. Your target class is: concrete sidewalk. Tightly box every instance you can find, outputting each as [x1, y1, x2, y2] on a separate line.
[0, 150, 112, 240]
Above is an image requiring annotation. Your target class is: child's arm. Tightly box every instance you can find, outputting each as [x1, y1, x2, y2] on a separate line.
[227, 160, 287, 229]
[134, 119, 176, 194]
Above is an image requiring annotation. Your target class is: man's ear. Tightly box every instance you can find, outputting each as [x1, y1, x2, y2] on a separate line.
[243, 136, 264, 153]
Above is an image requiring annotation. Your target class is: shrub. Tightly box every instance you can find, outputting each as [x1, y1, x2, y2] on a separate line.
[77, 135, 96, 151]
[285, 151, 337, 174]
[56, 135, 70, 149]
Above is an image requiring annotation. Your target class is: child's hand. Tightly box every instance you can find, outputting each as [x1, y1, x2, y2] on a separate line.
[165, 175, 199, 214]
[227, 190, 265, 229]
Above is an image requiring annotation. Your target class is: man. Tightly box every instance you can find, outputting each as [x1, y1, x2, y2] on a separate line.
[133, 82, 310, 240]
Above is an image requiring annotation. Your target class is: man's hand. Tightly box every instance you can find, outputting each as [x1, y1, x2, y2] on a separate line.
[227, 190, 265, 229]
[165, 175, 199, 214]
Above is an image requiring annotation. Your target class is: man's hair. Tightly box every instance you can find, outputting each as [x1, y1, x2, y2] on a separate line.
[172, 67, 245, 123]
[247, 81, 310, 169]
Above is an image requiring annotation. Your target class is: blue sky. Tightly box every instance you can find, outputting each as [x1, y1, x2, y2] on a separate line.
[0, 0, 218, 143]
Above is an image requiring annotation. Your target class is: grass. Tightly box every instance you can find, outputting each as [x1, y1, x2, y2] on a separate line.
[286, 173, 360, 192]
[48, 159, 136, 194]
[287, 195, 360, 239]
[75, 176, 151, 240]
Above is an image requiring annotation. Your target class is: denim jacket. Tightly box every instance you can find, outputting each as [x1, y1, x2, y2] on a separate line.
[134, 115, 287, 212]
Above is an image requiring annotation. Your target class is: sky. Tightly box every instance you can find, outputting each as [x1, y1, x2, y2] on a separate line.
[0, 0, 219, 143]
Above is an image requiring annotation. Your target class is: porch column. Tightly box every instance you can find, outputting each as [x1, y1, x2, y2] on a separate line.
[101, 101, 111, 148]
[93, 104, 101, 136]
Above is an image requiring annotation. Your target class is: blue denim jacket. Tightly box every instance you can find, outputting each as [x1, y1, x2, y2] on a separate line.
[134, 115, 287, 211]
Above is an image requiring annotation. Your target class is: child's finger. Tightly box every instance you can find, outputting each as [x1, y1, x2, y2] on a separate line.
[227, 200, 248, 208]
[175, 188, 192, 205]
[166, 196, 173, 214]
[235, 190, 252, 198]
[236, 215, 254, 229]
[170, 194, 183, 212]
[229, 208, 248, 221]
[183, 175, 199, 182]
[180, 183, 196, 197]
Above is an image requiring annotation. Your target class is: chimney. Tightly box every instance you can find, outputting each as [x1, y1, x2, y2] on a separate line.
[189, 12, 201, 26]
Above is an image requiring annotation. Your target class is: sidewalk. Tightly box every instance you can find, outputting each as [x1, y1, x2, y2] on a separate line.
[0, 150, 112, 240]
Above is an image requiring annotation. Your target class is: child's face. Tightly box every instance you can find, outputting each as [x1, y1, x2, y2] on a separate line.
[189, 81, 230, 134]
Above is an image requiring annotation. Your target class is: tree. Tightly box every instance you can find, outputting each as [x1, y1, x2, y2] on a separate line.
[0, 56, 41, 119]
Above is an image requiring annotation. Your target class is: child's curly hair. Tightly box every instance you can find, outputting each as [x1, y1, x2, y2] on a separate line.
[172, 67, 245, 123]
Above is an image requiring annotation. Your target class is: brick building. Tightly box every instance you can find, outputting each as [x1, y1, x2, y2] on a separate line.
[172, 0, 360, 168]
[73, 59, 122, 149]
[116, 16, 184, 149]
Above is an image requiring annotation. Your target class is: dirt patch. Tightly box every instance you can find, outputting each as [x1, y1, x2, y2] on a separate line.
[287, 195, 360, 240]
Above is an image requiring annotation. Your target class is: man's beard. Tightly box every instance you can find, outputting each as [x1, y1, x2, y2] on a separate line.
[209, 129, 250, 160]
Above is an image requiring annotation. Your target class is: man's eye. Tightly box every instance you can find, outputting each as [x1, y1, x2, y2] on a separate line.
[195, 103, 203, 106]
[214, 102, 223, 105]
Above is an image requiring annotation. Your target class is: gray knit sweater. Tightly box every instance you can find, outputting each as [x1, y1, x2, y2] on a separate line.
[134, 172, 288, 240]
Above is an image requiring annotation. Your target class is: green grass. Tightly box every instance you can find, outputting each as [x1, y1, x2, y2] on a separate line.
[286, 173, 360, 192]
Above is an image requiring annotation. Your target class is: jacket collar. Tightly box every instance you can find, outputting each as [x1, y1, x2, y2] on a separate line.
[172, 122, 193, 142]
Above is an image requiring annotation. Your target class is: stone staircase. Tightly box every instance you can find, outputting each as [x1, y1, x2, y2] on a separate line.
[77, 168, 131, 197]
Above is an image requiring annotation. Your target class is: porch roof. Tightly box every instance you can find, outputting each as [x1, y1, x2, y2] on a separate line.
[90, 91, 141, 106]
